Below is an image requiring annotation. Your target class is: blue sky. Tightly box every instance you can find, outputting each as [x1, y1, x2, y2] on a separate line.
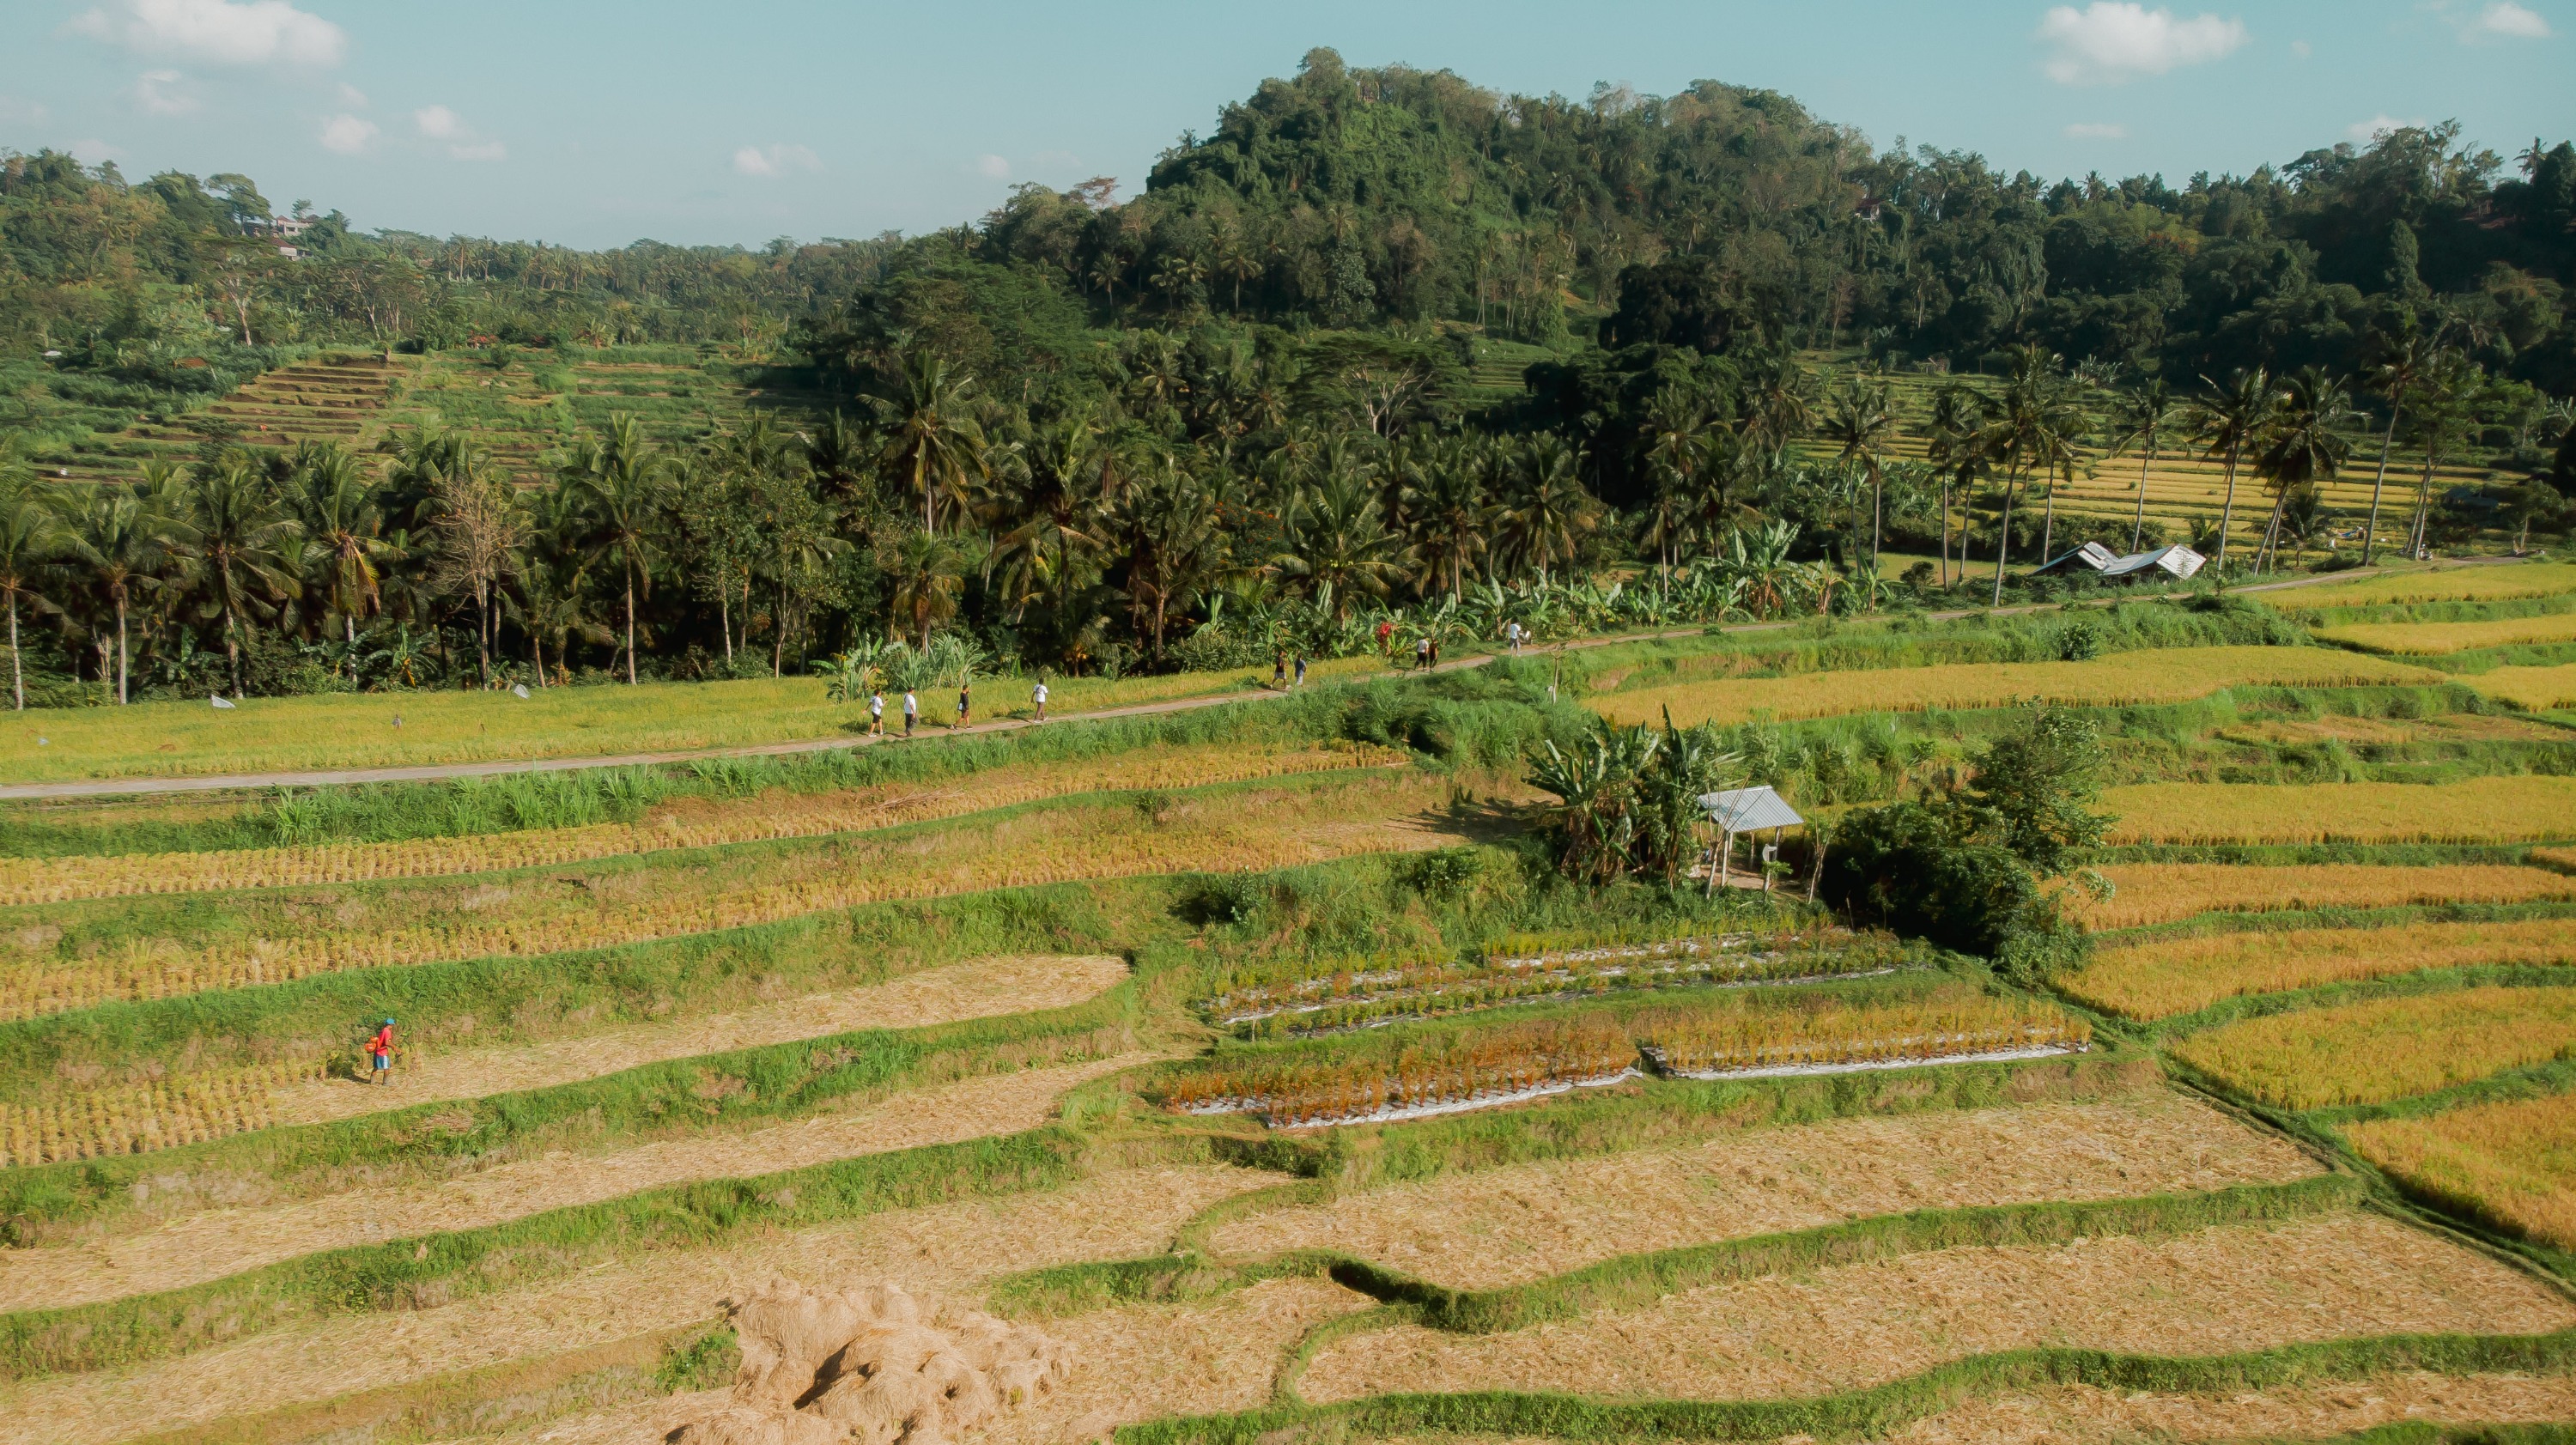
[2, 0, 2569, 249]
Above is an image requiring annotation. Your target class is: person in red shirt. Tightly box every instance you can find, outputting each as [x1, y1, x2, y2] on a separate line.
[368, 1017, 398, 1086]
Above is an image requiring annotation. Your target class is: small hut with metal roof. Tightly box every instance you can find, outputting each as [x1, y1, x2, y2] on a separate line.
[1698, 784, 1810, 895]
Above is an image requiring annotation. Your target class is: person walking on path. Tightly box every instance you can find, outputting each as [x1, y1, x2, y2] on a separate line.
[902, 689, 918, 736]
[1428, 638, 1441, 668]
[1273, 653, 1287, 690]
[1032, 678, 1048, 721]
[1505, 620, 1523, 653]
[867, 689, 884, 737]
[367, 1017, 398, 1086]
[1376, 619, 1394, 658]
[1415, 636, 1431, 671]
[1293, 653, 1308, 689]
[955, 682, 972, 730]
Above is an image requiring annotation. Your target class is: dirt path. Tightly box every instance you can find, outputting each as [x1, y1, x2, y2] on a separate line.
[0, 560, 2503, 803]
[0, 1053, 1159, 1314]
[266, 952, 1130, 1129]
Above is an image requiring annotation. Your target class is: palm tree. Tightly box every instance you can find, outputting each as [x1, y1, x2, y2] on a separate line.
[889, 528, 965, 648]
[1121, 465, 1236, 656]
[2403, 351, 2485, 559]
[179, 457, 301, 698]
[2360, 336, 2439, 566]
[53, 483, 173, 704]
[296, 444, 398, 679]
[1821, 374, 1895, 566]
[1918, 386, 1987, 586]
[1492, 437, 1601, 586]
[1980, 348, 2085, 605]
[568, 427, 666, 684]
[0, 467, 58, 710]
[1638, 388, 1712, 582]
[1403, 439, 1489, 603]
[2252, 367, 2354, 573]
[874, 349, 988, 533]
[2107, 379, 2180, 554]
[1276, 470, 1406, 620]
[2192, 367, 2283, 574]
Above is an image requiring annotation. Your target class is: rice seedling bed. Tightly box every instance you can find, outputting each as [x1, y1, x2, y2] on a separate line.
[2101, 776, 2576, 845]
[2072, 863, 2576, 932]
[2466, 664, 2576, 712]
[1592, 647, 2439, 728]
[0, 742, 1402, 906]
[2063, 916, 2576, 1021]
[1209, 1092, 2318, 1290]
[1629, 994, 2088, 1079]
[2347, 1090, 2576, 1252]
[0, 769, 1455, 1021]
[1294, 1213, 2571, 1406]
[2170, 986, 2576, 1109]
[1164, 1012, 1644, 1127]
[2316, 613, 2576, 656]
[1202, 927, 1917, 1039]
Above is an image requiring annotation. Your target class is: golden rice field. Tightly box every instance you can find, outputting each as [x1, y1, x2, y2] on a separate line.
[0, 769, 1461, 1021]
[2167, 986, 2576, 1110]
[2281, 562, 2576, 607]
[0, 741, 1403, 906]
[2069, 863, 2576, 932]
[2465, 664, 2576, 712]
[2062, 917, 2576, 1021]
[1591, 646, 2439, 728]
[2312, 612, 2576, 656]
[2100, 776, 2576, 845]
[0, 1058, 310, 1169]
[2347, 1093, 2576, 1251]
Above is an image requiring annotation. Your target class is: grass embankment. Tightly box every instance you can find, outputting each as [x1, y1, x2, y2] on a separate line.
[2101, 776, 2576, 845]
[1594, 647, 2438, 728]
[2317, 614, 2576, 657]
[2468, 665, 2576, 712]
[0, 766, 1453, 1021]
[2062, 916, 2576, 1020]
[2348, 1092, 2576, 1252]
[2071, 863, 2576, 931]
[0, 740, 1400, 905]
[2169, 986, 2576, 1109]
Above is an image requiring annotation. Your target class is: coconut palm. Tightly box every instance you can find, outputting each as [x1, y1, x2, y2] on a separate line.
[295, 444, 398, 679]
[0, 464, 58, 710]
[1402, 438, 1490, 603]
[1918, 386, 1987, 586]
[874, 348, 989, 534]
[2191, 367, 2284, 574]
[2360, 336, 2440, 566]
[52, 482, 175, 704]
[1491, 436, 1601, 586]
[2252, 367, 2354, 573]
[1275, 470, 1406, 620]
[568, 426, 666, 683]
[1820, 373, 1896, 566]
[889, 528, 966, 648]
[178, 457, 301, 698]
[2107, 378, 2180, 555]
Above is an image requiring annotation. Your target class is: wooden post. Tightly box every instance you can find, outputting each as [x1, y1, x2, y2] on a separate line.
[1718, 830, 1732, 891]
[1806, 829, 1827, 903]
[1765, 827, 1780, 893]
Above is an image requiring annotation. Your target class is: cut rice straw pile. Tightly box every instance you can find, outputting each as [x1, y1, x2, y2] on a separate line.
[2312, 611, 2576, 656]
[2168, 985, 2576, 1109]
[2069, 862, 2576, 932]
[2466, 663, 2576, 712]
[2100, 776, 2576, 845]
[1297, 1212, 2573, 1404]
[2061, 916, 2576, 1020]
[1591, 646, 2438, 728]
[2347, 1090, 2576, 1252]
[1213, 1093, 2317, 1290]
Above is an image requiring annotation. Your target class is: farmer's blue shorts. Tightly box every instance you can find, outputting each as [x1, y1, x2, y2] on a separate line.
[373, 1053, 391, 1070]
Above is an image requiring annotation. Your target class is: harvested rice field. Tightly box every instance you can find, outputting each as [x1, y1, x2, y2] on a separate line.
[2063, 915, 2576, 1019]
[1590, 646, 2439, 727]
[2101, 775, 2576, 844]
[2469, 662, 2576, 712]
[2313, 611, 2576, 656]
[2168, 986, 2576, 1109]
[2283, 562, 2576, 606]
[1210, 1092, 2318, 1288]
[1872, 1371, 2576, 1445]
[2070, 862, 2576, 931]
[1297, 1212, 2573, 1404]
[2347, 1091, 2576, 1251]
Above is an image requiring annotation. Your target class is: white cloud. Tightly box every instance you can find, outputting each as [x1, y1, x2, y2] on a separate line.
[0, 95, 50, 124]
[2036, 3, 2249, 82]
[732, 143, 819, 177]
[65, 0, 344, 66]
[130, 68, 196, 115]
[70, 138, 125, 164]
[976, 153, 1011, 179]
[410, 104, 502, 160]
[2063, 121, 2129, 138]
[411, 103, 460, 139]
[2349, 113, 2428, 141]
[334, 81, 367, 106]
[2289, 38, 2312, 57]
[319, 112, 374, 154]
[2476, 1, 2552, 37]
[447, 140, 506, 162]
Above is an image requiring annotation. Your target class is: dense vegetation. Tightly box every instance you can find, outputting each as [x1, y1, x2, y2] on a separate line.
[2, 49, 2573, 707]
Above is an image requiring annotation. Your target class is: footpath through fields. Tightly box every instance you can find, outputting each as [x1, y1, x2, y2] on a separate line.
[0, 562, 2485, 801]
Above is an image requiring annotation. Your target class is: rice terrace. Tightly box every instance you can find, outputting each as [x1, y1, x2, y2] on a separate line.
[0, 4, 2573, 1444]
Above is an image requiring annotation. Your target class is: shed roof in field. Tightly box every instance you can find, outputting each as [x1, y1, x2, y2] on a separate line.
[2101, 543, 2206, 580]
[1700, 785, 1804, 833]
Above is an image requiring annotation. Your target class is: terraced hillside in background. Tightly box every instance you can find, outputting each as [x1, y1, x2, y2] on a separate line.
[43, 354, 404, 486]
[0, 569, 2572, 1445]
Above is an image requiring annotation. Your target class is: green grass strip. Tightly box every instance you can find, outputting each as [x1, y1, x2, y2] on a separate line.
[0, 981, 1139, 1238]
[1115, 1328, 2576, 1445]
[0, 1123, 1101, 1383]
[996, 1175, 2360, 1329]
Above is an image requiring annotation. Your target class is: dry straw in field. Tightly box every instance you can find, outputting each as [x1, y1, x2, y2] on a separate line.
[2168, 985, 2576, 1109]
[0, 743, 1403, 907]
[2071, 863, 2576, 932]
[1628, 993, 2087, 1078]
[2348, 1093, 2576, 1251]
[0, 1058, 312, 1168]
[0, 771, 1457, 1023]
[2064, 916, 2576, 1020]
[2101, 776, 2576, 845]
[1592, 646, 2440, 727]
[2312, 612, 2576, 656]
[2467, 664, 2576, 712]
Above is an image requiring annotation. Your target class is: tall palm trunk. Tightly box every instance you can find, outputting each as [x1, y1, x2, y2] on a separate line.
[2213, 441, 2244, 572]
[624, 567, 639, 684]
[2361, 408, 2400, 566]
[220, 562, 244, 700]
[115, 594, 129, 705]
[718, 591, 732, 663]
[1990, 464, 2021, 608]
[472, 580, 492, 686]
[2129, 435, 2154, 554]
[2408, 441, 2438, 558]
[8, 595, 20, 712]
[1868, 465, 1883, 567]
[1938, 476, 1951, 586]
[2038, 471, 2057, 562]
[344, 611, 357, 682]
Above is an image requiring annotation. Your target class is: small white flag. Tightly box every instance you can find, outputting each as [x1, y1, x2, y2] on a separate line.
[513, 683, 531, 699]
[210, 695, 236, 710]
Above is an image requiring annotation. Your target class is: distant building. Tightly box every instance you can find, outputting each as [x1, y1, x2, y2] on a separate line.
[262, 215, 313, 259]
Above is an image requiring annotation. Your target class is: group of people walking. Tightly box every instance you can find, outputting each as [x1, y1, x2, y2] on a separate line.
[855, 678, 1054, 736]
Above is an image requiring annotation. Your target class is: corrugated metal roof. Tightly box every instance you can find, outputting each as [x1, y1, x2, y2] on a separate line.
[1699, 785, 1805, 832]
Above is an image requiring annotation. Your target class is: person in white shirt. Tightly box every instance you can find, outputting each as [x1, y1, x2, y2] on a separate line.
[1505, 620, 1523, 653]
[902, 689, 918, 736]
[868, 690, 884, 736]
[1032, 680, 1048, 721]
